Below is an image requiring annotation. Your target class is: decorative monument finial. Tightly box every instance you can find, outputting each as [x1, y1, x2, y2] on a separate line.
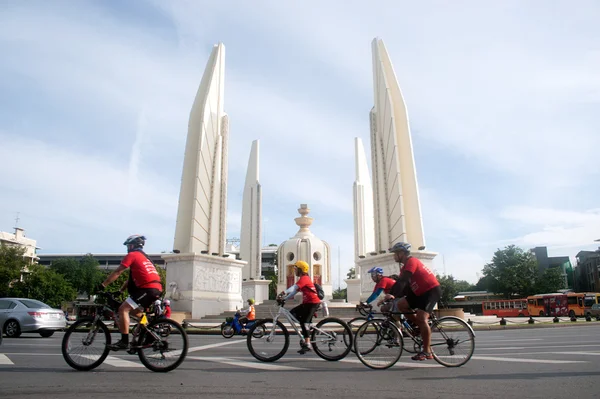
[294, 204, 314, 235]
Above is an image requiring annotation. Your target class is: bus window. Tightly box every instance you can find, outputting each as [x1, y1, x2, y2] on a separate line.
[537, 299, 543, 307]
[568, 296, 577, 305]
[584, 297, 595, 307]
[528, 299, 534, 305]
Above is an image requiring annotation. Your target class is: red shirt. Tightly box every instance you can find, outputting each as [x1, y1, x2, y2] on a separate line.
[296, 275, 321, 304]
[164, 306, 172, 318]
[401, 257, 439, 295]
[374, 276, 396, 294]
[121, 251, 163, 291]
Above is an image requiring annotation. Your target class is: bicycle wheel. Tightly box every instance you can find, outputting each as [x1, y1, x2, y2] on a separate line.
[430, 316, 475, 367]
[137, 318, 188, 372]
[311, 317, 353, 361]
[354, 319, 403, 370]
[247, 319, 289, 362]
[345, 317, 366, 353]
[62, 317, 111, 371]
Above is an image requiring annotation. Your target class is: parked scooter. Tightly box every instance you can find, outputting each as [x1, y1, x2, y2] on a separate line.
[221, 311, 265, 338]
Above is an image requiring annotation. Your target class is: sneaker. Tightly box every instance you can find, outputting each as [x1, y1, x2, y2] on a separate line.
[107, 339, 129, 351]
[297, 344, 312, 355]
[411, 351, 433, 361]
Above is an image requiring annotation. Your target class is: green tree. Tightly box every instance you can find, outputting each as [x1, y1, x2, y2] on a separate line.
[50, 255, 104, 298]
[0, 245, 29, 297]
[436, 274, 475, 307]
[332, 287, 347, 300]
[10, 264, 77, 308]
[482, 245, 538, 298]
[534, 267, 565, 294]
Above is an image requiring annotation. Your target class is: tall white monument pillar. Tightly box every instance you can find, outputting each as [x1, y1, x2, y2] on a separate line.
[240, 140, 270, 304]
[349, 38, 437, 304]
[353, 137, 375, 260]
[163, 43, 246, 319]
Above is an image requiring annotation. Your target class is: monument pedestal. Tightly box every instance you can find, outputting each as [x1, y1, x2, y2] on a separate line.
[345, 278, 362, 304]
[162, 253, 246, 319]
[242, 279, 271, 305]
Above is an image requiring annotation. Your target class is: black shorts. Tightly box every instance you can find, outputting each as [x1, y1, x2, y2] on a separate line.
[290, 303, 320, 324]
[127, 288, 162, 310]
[405, 285, 442, 313]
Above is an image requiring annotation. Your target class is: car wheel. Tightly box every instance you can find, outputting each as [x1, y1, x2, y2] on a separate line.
[39, 331, 54, 338]
[4, 320, 22, 338]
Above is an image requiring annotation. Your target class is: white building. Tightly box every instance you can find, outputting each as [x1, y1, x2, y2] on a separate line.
[0, 227, 39, 264]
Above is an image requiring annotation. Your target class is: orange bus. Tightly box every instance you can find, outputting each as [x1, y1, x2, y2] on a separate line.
[482, 298, 529, 317]
[527, 292, 600, 317]
[527, 293, 568, 317]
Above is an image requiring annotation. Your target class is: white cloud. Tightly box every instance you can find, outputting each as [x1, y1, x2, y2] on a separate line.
[501, 206, 600, 249]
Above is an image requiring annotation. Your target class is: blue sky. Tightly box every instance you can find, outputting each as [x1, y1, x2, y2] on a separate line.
[1, 1, 599, 285]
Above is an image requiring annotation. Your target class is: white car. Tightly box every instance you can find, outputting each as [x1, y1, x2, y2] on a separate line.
[0, 298, 67, 338]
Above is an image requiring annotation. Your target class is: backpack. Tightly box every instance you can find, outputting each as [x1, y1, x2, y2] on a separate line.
[313, 283, 325, 300]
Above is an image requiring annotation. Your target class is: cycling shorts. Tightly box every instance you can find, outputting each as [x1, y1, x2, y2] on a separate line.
[126, 288, 162, 310]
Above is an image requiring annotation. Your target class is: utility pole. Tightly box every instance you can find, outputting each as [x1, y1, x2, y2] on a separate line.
[338, 246, 341, 291]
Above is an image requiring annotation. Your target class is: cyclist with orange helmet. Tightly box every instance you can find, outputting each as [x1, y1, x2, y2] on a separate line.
[278, 260, 321, 354]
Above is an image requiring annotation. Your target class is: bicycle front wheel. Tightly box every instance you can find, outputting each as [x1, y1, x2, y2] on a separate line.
[62, 317, 111, 371]
[430, 316, 475, 367]
[311, 317, 353, 361]
[354, 319, 403, 370]
[137, 318, 188, 372]
[247, 319, 289, 362]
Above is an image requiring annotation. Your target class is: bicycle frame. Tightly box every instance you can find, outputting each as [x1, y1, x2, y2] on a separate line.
[269, 302, 337, 343]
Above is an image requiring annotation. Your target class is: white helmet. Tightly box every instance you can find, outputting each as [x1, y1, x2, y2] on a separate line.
[163, 299, 171, 306]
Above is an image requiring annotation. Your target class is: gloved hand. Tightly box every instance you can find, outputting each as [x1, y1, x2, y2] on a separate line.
[94, 283, 106, 294]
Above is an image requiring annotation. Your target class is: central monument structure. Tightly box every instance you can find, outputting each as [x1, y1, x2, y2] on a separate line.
[348, 38, 437, 303]
[163, 43, 246, 319]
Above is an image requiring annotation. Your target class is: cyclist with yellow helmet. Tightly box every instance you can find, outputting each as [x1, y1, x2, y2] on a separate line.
[278, 260, 321, 354]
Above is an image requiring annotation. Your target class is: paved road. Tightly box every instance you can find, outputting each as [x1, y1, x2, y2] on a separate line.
[1, 324, 600, 398]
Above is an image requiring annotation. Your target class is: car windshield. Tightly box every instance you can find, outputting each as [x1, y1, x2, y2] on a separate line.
[18, 299, 51, 309]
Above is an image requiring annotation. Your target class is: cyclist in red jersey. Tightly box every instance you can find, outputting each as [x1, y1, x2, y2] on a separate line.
[162, 299, 172, 319]
[279, 260, 321, 354]
[361, 267, 396, 308]
[99, 235, 163, 351]
[384, 242, 441, 361]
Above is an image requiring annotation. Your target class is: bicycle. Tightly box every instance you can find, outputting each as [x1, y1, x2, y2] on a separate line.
[353, 306, 475, 370]
[246, 297, 352, 362]
[344, 303, 377, 353]
[62, 292, 188, 372]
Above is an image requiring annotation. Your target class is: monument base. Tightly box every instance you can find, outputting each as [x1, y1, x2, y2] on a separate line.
[242, 279, 271, 305]
[162, 253, 246, 319]
[345, 278, 362, 304]
[355, 250, 438, 300]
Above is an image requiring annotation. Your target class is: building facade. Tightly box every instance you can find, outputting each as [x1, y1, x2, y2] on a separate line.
[0, 227, 39, 264]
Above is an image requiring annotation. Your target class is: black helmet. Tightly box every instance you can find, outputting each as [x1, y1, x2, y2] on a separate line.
[389, 242, 411, 253]
[123, 234, 146, 248]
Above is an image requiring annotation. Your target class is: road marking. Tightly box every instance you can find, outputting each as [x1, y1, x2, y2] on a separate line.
[339, 357, 442, 368]
[477, 351, 600, 357]
[188, 356, 305, 370]
[102, 355, 144, 368]
[471, 355, 586, 364]
[475, 347, 526, 350]
[187, 340, 246, 354]
[478, 339, 543, 343]
[0, 354, 14, 365]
